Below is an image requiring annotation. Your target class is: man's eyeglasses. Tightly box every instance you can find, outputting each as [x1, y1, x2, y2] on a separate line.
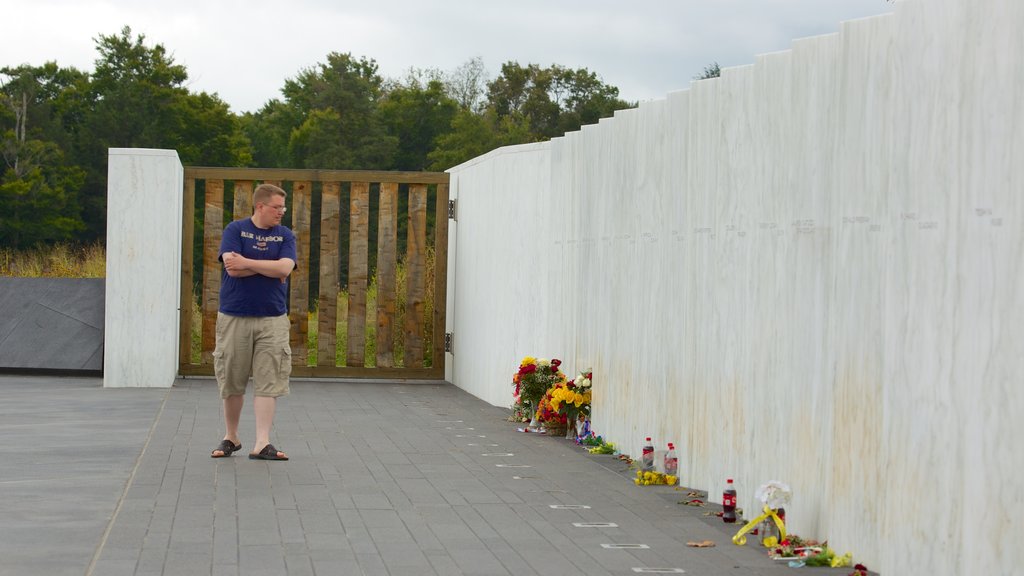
[262, 203, 287, 213]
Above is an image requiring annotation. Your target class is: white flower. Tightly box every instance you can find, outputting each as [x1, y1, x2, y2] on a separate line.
[754, 481, 792, 509]
[537, 358, 551, 367]
[577, 377, 591, 389]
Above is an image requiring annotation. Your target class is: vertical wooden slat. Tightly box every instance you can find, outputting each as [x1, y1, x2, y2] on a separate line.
[375, 182, 398, 367]
[346, 182, 370, 366]
[233, 180, 253, 220]
[432, 183, 449, 371]
[201, 179, 225, 364]
[317, 182, 341, 366]
[179, 178, 196, 368]
[404, 184, 427, 367]
[289, 181, 311, 366]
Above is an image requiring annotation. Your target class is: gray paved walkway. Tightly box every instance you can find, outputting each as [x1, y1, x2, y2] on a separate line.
[0, 376, 837, 576]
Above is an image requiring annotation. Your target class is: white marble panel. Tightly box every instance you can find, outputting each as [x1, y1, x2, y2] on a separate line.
[104, 149, 183, 388]
[446, 0, 1022, 571]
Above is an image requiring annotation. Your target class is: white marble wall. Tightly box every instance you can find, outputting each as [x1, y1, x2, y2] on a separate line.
[446, 0, 1023, 572]
[104, 149, 184, 388]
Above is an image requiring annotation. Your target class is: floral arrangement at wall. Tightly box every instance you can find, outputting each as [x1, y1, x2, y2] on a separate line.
[511, 356, 566, 429]
[549, 369, 592, 438]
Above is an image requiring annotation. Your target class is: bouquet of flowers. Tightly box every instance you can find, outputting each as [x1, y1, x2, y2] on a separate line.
[537, 390, 568, 433]
[512, 357, 566, 423]
[549, 369, 592, 422]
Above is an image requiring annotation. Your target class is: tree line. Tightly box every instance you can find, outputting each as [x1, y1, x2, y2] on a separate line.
[1, 26, 635, 249]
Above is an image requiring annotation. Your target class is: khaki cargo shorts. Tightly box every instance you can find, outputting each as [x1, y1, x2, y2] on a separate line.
[213, 312, 291, 399]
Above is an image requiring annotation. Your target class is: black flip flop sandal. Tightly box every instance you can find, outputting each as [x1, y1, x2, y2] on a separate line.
[211, 439, 241, 458]
[249, 443, 288, 461]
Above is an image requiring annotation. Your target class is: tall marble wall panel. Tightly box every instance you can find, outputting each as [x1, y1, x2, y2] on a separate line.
[104, 149, 184, 388]
[446, 0, 1022, 572]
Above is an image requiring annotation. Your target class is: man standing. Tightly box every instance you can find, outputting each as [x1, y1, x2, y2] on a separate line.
[211, 183, 296, 461]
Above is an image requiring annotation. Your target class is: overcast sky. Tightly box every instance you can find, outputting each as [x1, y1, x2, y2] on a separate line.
[2, 0, 893, 114]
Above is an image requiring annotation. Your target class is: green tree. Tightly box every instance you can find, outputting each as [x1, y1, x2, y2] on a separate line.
[75, 26, 251, 239]
[694, 62, 721, 80]
[1, 64, 87, 247]
[242, 99, 303, 168]
[0, 140, 86, 248]
[378, 78, 458, 170]
[426, 108, 532, 171]
[280, 52, 396, 169]
[443, 57, 489, 113]
[487, 61, 633, 142]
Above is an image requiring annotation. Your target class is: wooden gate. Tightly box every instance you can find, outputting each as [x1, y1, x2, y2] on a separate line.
[178, 167, 449, 379]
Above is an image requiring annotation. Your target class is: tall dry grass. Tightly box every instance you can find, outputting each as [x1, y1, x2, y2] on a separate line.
[0, 243, 106, 278]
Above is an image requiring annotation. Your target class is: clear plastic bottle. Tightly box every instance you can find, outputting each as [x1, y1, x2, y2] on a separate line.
[664, 443, 678, 481]
[722, 478, 737, 523]
[641, 437, 655, 471]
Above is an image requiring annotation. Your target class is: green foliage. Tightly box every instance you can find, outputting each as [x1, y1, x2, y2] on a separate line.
[279, 52, 397, 169]
[487, 61, 632, 141]
[2, 34, 636, 245]
[73, 26, 252, 239]
[241, 100, 299, 168]
[0, 140, 85, 247]
[378, 79, 458, 171]
[1, 64, 88, 248]
[695, 62, 721, 80]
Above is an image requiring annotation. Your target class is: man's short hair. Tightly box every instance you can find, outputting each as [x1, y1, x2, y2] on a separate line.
[253, 183, 287, 205]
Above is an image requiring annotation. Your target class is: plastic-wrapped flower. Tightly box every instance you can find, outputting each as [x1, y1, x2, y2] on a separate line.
[754, 481, 792, 509]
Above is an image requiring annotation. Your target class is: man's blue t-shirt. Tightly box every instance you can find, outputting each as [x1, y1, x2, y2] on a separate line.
[218, 218, 297, 317]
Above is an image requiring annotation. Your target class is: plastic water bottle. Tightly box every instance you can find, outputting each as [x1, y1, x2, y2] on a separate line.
[722, 478, 737, 523]
[760, 506, 785, 545]
[641, 437, 655, 471]
[664, 443, 678, 481]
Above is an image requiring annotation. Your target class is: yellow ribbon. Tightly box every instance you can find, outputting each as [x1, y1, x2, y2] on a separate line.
[731, 506, 786, 546]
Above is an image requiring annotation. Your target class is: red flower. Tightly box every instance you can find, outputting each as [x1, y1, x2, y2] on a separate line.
[551, 358, 561, 366]
[519, 364, 536, 374]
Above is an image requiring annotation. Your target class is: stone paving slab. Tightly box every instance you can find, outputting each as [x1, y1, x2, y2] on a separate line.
[0, 376, 848, 576]
[0, 375, 167, 576]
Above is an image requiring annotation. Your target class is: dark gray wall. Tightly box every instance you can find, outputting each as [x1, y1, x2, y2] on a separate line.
[0, 278, 104, 372]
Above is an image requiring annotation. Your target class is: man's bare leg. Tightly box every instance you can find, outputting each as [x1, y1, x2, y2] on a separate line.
[252, 395, 286, 458]
[212, 394, 244, 456]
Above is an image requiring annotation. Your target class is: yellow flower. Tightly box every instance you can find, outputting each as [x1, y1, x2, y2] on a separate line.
[830, 552, 852, 568]
[666, 475, 677, 486]
[521, 356, 537, 366]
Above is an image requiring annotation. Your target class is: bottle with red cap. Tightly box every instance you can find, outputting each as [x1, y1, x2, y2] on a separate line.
[722, 478, 737, 523]
[664, 443, 678, 481]
[641, 437, 655, 471]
